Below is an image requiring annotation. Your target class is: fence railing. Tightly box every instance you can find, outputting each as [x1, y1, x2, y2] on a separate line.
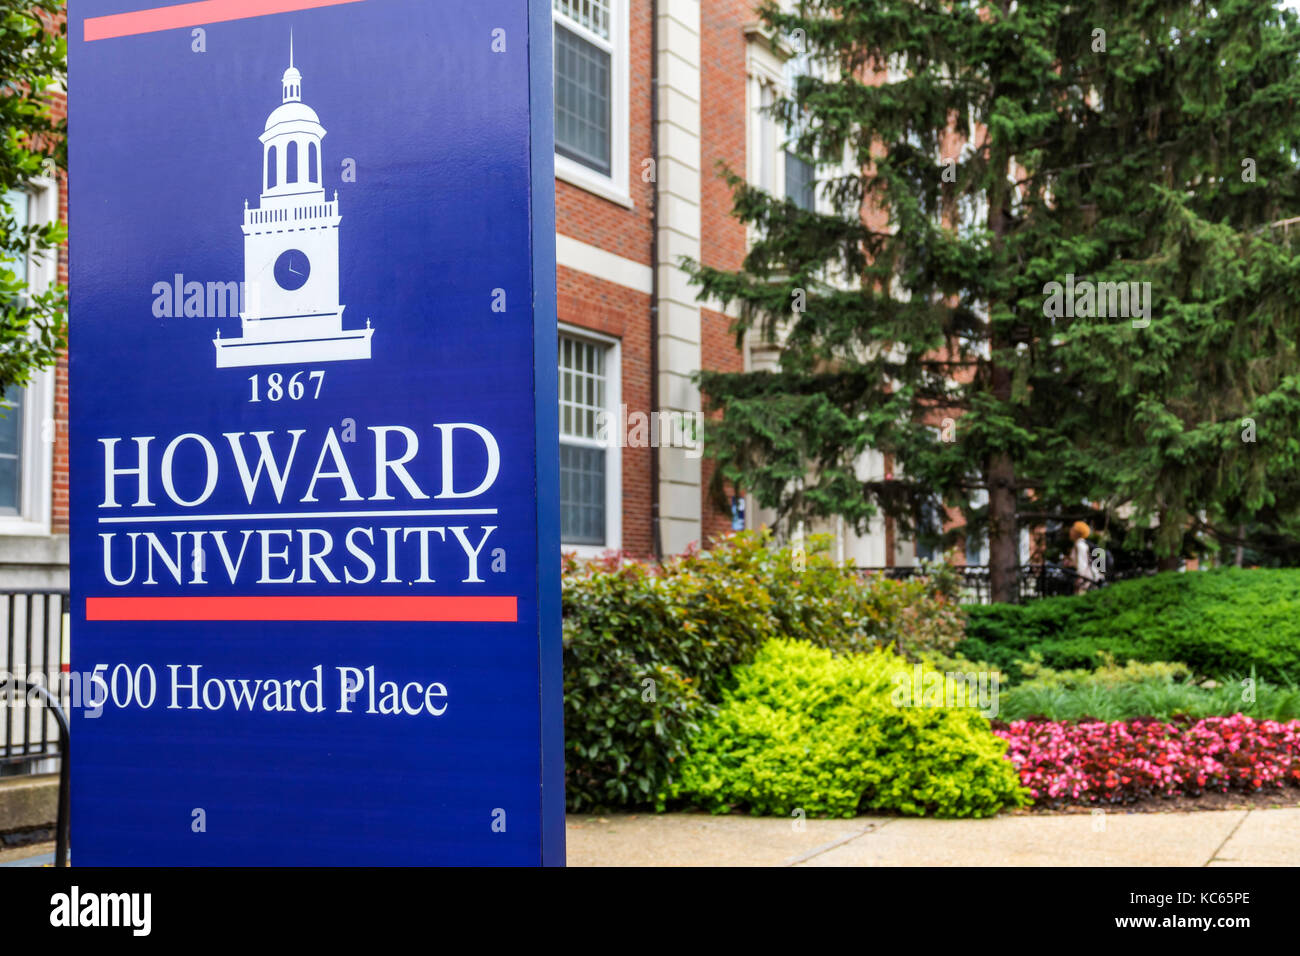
[856, 564, 1155, 604]
[0, 591, 70, 774]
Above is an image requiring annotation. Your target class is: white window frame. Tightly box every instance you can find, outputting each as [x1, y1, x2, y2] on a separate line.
[558, 323, 622, 558]
[0, 178, 56, 537]
[747, 38, 786, 198]
[552, 0, 631, 208]
[747, 35, 841, 218]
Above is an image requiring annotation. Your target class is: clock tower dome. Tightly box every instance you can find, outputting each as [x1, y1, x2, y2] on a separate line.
[213, 35, 374, 368]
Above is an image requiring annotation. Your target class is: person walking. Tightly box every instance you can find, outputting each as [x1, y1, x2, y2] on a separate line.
[1067, 521, 1098, 593]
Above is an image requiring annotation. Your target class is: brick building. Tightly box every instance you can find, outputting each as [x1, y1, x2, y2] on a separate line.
[551, 0, 931, 565]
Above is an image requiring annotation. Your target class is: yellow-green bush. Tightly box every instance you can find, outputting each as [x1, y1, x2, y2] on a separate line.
[663, 639, 1027, 818]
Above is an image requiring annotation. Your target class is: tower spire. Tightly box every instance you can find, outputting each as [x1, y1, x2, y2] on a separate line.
[281, 31, 302, 103]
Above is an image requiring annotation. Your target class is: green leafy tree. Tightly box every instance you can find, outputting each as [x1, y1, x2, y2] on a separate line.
[686, 0, 1300, 600]
[0, 2, 66, 391]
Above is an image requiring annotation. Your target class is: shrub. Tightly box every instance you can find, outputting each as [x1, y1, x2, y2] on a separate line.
[995, 715, 1300, 807]
[999, 657, 1300, 722]
[562, 554, 770, 809]
[562, 532, 965, 810]
[962, 568, 1300, 682]
[664, 639, 1028, 818]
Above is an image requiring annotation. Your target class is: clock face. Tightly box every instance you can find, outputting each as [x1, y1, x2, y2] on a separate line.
[273, 249, 311, 291]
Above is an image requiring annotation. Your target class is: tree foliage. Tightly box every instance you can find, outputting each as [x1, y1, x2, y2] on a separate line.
[686, 0, 1300, 595]
[0, 2, 66, 391]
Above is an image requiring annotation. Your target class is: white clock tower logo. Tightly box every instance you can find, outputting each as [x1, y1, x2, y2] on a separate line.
[213, 36, 373, 368]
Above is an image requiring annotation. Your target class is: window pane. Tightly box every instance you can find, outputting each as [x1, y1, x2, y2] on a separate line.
[785, 151, 815, 211]
[0, 383, 23, 514]
[554, 24, 611, 176]
[553, 0, 611, 41]
[557, 334, 606, 441]
[560, 443, 606, 545]
[3, 189, 30, 285]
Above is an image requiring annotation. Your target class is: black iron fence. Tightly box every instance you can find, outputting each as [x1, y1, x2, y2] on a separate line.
[856, 564, 1155, 604]
[0, 591, 70, 775]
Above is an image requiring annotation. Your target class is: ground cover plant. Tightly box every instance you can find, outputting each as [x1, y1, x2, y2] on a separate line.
[998, 657, 1300, 722]
[994, 715, 1300, 808]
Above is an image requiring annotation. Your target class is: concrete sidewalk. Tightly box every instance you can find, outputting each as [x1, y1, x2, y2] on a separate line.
[0, 845, 53, 866]
[5, 808, 1294, 865]
[566, 808, 1300, 866]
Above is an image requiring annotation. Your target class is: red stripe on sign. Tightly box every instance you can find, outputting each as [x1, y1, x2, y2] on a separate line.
[86, 595, 519, 622]
[84, 0, 367, 41]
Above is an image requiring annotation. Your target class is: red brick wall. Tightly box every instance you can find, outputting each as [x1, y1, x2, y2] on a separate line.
[698, 0, 750, 541]
[701, 0, 749, 276]
[557, 265, 654, 557]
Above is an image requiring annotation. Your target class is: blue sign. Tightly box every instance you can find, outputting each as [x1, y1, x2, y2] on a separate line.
[68, 0, 563, 865]
[730, 496, 746, 532]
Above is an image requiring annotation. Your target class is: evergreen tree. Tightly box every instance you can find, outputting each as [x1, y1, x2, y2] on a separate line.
[686, 0, 1300, 600]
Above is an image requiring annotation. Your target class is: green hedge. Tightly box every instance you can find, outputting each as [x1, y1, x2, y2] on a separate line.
[961, 568, 1300, 682]
[665, 639, 1027, 818]
[562, 532, 964, 811]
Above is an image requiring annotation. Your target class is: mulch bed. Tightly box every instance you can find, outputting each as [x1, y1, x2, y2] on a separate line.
[1015, 784, 1300, 815]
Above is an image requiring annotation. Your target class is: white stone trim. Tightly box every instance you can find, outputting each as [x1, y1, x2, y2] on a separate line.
[556, 233, 652, 293]
[654, 0, 703, 556]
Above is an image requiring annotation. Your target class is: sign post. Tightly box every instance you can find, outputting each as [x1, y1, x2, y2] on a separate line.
[69, 0, 563, 865]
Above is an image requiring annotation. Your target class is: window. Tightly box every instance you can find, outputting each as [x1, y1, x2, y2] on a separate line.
[285, 141, 299, 184]
[756, 83, 776, 193]
[558, 330, 620, 553]
[266, 145, 277, 189]
[749, 41, 821, 212]
[0, 185, 56, 535]
[965, 487, 989, 566]
[915, 498, 944, 563]
[554, 20, 610, 175]
[553, 0, 628, 205]
[0, 386, 23, 514]
[308, 142, 318, 183]
[785, 150, 815, 211]
[0, 188, 28, 514]
[781, 50, 817, 211]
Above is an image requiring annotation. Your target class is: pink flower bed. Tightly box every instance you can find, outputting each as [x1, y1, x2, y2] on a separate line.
[992, 715, 1300, 806]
